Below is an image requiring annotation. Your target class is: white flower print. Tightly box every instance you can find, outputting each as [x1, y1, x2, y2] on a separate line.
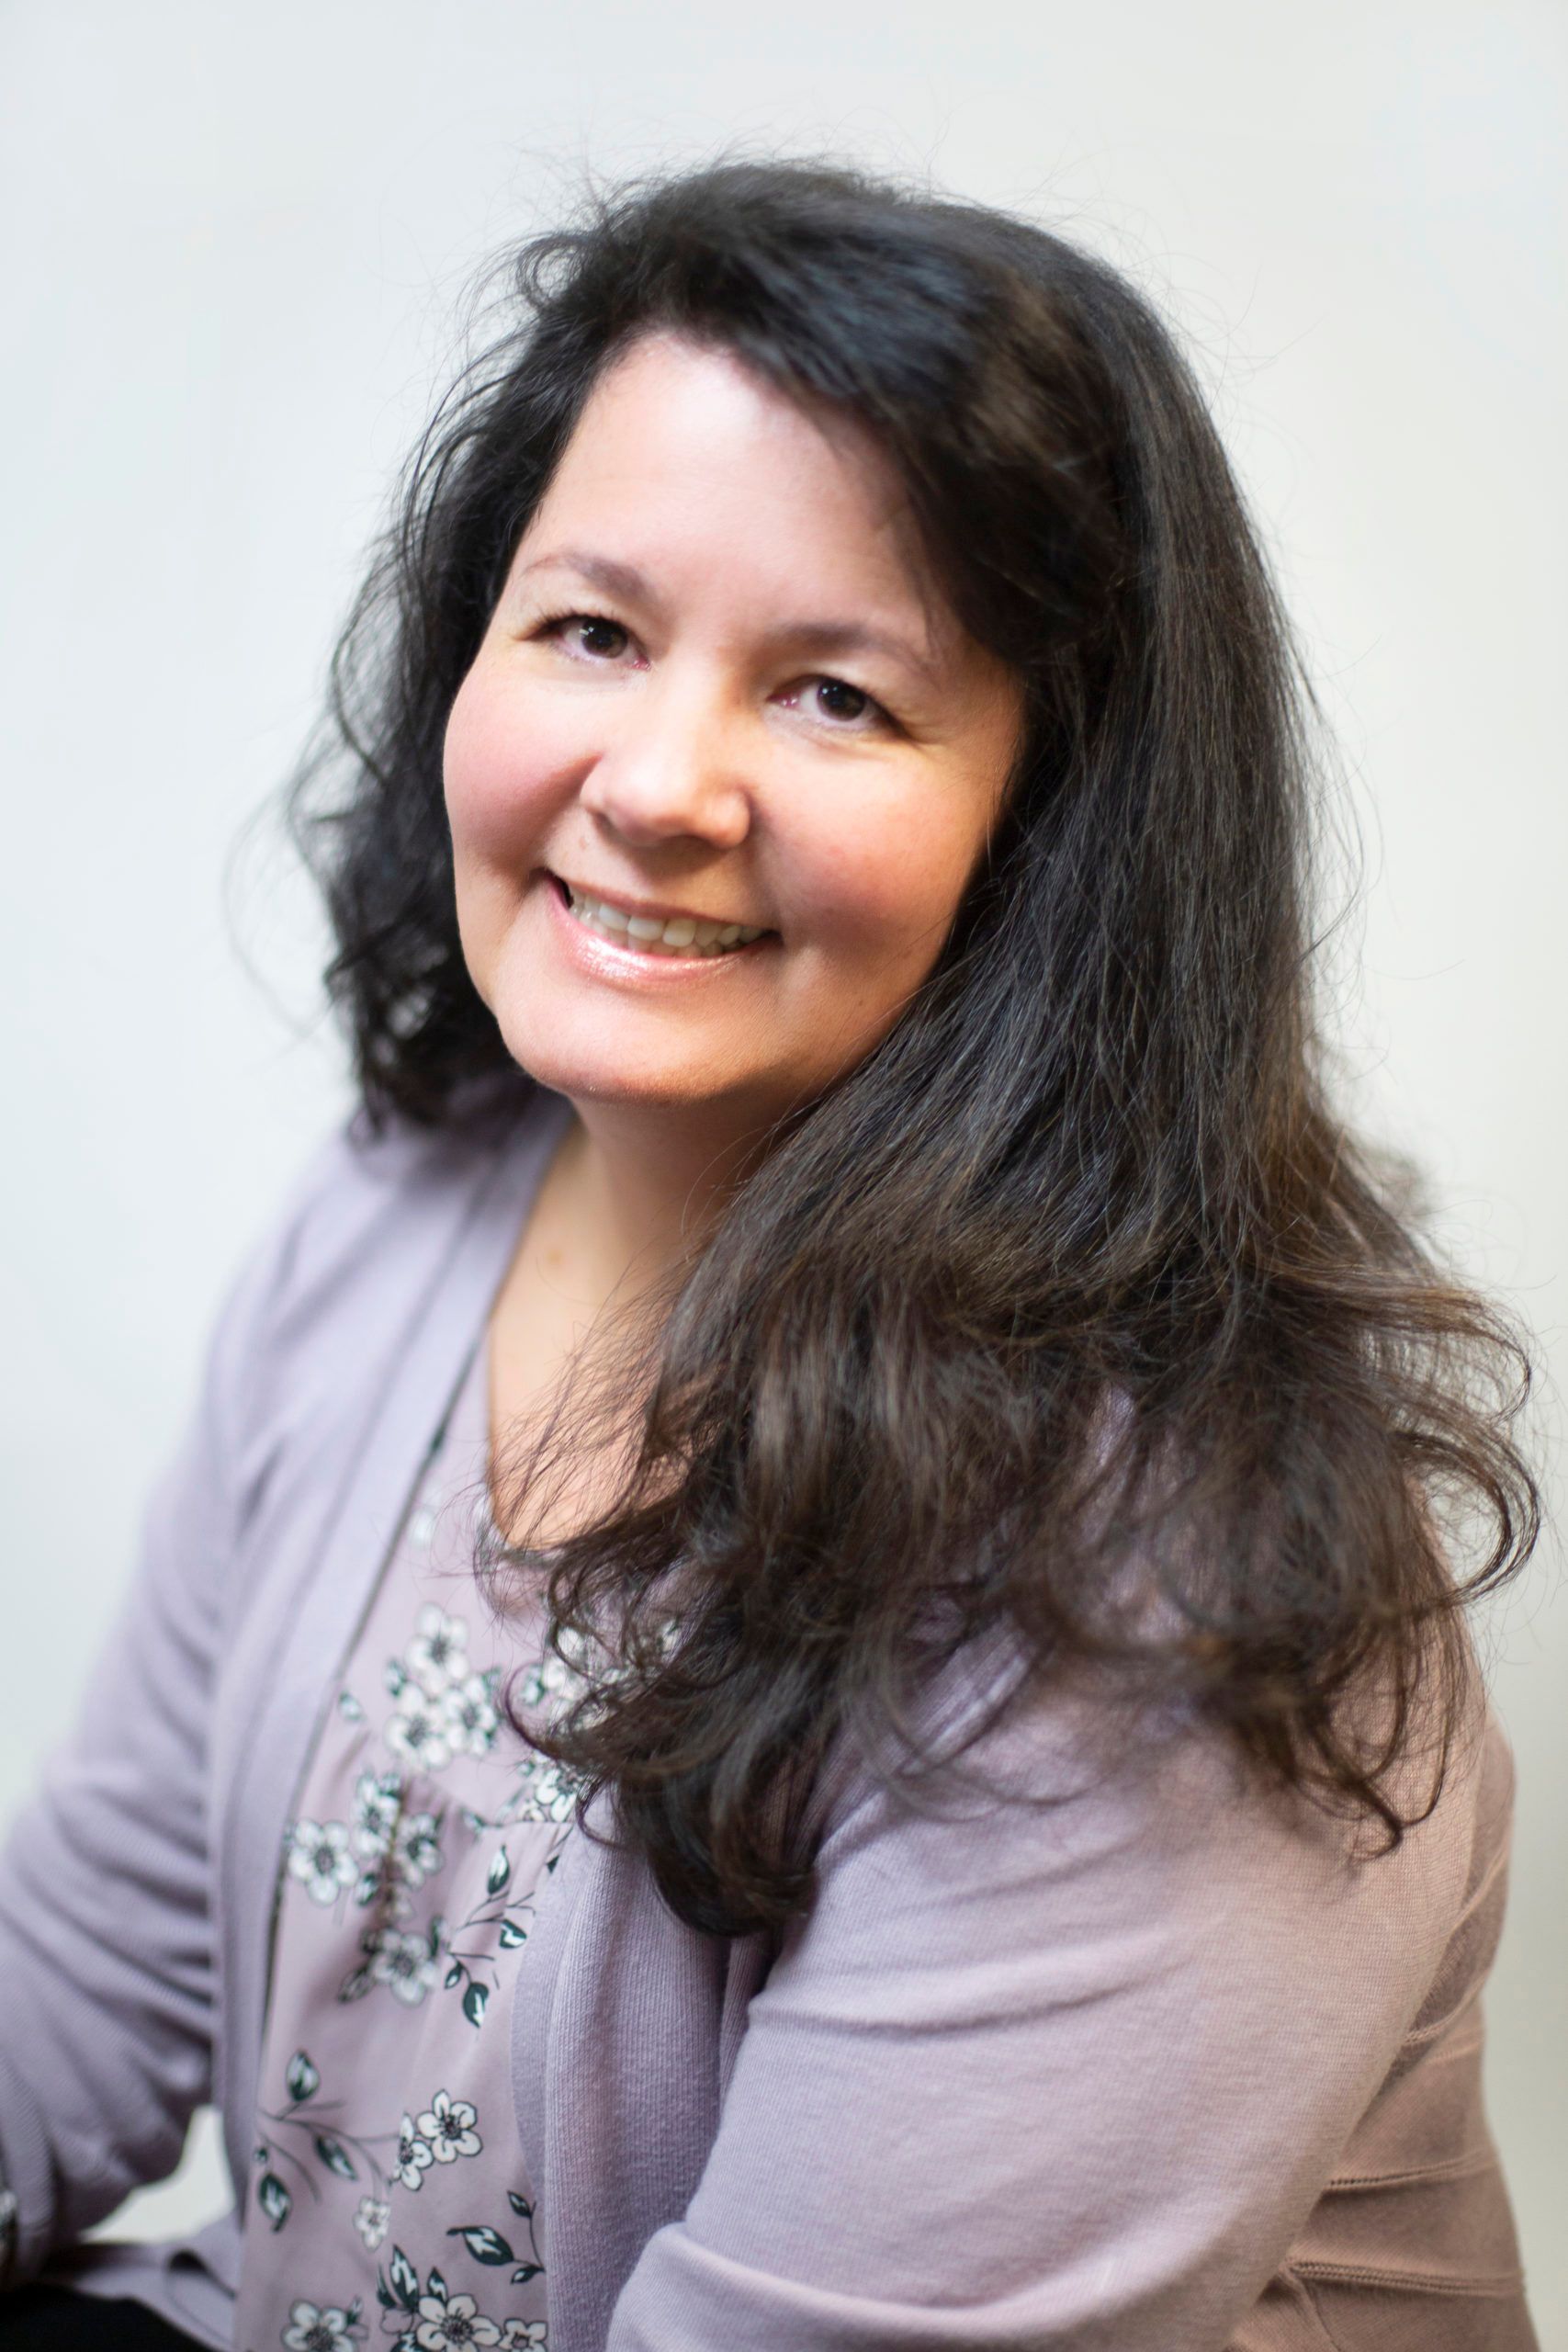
[407, 1602, 469, 1696]
[500, 2326, 547, 2349]
[367, 1926, 438, 2007]
[392, 2113, 434, 2192]
[442, 1670, 499, 1759]
[512, 1756, 578, 1826]
[414, 2087, 482, 2163]
[353, 1862, 409, 1918]
[351, 2194, 389, 2250]
[414, 2291, 499, 2349]
[387, 1680, 454, 1773]
[515, 1629, 594, 1717]
[286, 1818, 356, 1906]
[516, 1655, 572, 1714]
[281, 2301, 361, 2350]
[347, 1772, 444, 1914]
[393, 1804, 444, 1887]
[351, 1770, 401, 1860]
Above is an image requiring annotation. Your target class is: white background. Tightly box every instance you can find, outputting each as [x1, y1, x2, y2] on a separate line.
[2, 0, 1563, 2334]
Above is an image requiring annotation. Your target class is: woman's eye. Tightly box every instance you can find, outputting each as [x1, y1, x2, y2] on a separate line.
[538, 611, 632, 661]
[792, 676, 890, 731]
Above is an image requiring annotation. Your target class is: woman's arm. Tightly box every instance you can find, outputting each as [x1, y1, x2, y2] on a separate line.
[604, 1674, 1485, 2350]
[0, 1145, 333, 2289]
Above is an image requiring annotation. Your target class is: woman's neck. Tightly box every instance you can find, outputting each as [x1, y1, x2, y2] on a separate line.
[483, 1093, 766, 1548]
[549, 1094, 762, 1314]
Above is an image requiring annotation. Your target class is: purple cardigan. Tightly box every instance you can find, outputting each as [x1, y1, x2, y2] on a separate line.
[0, 1082, 1537, 2349]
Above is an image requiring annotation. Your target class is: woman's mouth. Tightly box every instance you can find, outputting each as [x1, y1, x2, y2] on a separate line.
[551, 874, 775, 960]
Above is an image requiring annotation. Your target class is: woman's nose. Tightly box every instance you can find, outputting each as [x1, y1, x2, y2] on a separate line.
[576, 673, 752, 850]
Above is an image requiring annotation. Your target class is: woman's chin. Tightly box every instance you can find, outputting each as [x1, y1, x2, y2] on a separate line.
[496, 1024, 763, 1120]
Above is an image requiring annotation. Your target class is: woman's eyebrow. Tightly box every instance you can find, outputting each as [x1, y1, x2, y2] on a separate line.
[518, 547, 651, 605]
[517, 546, 942, 690]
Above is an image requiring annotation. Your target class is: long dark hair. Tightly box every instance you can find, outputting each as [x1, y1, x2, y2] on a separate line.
[288, 153, 1540, 1936]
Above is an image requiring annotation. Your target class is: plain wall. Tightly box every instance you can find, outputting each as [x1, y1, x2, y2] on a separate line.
[3, 0, 1563, 2331]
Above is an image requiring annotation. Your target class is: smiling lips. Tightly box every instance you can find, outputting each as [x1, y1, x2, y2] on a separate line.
[555, 874, 772, 958]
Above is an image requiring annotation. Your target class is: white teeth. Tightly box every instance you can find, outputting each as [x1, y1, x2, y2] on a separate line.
[563, 885, 767, 957]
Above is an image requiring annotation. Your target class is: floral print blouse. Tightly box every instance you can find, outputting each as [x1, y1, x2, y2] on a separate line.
[231, 1331, 585, 2352]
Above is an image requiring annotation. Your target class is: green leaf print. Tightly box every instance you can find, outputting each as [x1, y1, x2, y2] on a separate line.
[256, 2172, 291, 2232]
[388, 2245, 419, 2310]
[285, 2049, 320, 2102]
[313, 2132, 358, 2180]
[446, 2223, 513, 2265]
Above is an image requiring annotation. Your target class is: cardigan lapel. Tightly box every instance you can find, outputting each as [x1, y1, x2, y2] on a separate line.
[509, 1774, 776, 2350]
[508, 1810, 731, 2352]
[211, 1086, 574, 2210]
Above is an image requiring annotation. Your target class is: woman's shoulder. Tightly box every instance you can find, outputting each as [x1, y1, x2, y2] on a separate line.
[196, 1076, 561, 1494]
[807, 1623, 1514, 2016]
[231, 1073, 549, 1345]
[262, 1074, 537, 1287]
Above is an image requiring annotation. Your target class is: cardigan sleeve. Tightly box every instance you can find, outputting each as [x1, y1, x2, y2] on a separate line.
[0, 1136, 342, 2289]
[603, 1671, 1482, 2351]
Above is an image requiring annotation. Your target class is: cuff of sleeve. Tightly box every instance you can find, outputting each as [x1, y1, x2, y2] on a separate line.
[0, 2042, 54, 2290]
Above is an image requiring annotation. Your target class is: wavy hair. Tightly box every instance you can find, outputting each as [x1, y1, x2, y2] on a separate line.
[288, 153, 1540, 1936]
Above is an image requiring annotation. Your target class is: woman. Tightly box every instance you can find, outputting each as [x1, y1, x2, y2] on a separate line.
[0, 155, 1541, 2350]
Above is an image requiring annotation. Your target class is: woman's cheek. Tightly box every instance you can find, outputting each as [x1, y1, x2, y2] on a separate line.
[794, 800, 972, 965]
[443, 659, 563, 863]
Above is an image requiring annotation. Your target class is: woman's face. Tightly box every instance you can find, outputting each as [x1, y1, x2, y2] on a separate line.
[444, 330, 1025, 1139]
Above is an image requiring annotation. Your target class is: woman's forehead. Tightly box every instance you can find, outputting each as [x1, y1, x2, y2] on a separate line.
[513, 335, 964, 663]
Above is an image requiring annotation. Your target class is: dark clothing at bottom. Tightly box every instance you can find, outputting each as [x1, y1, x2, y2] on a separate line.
[0, 2285, 207, 2349]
